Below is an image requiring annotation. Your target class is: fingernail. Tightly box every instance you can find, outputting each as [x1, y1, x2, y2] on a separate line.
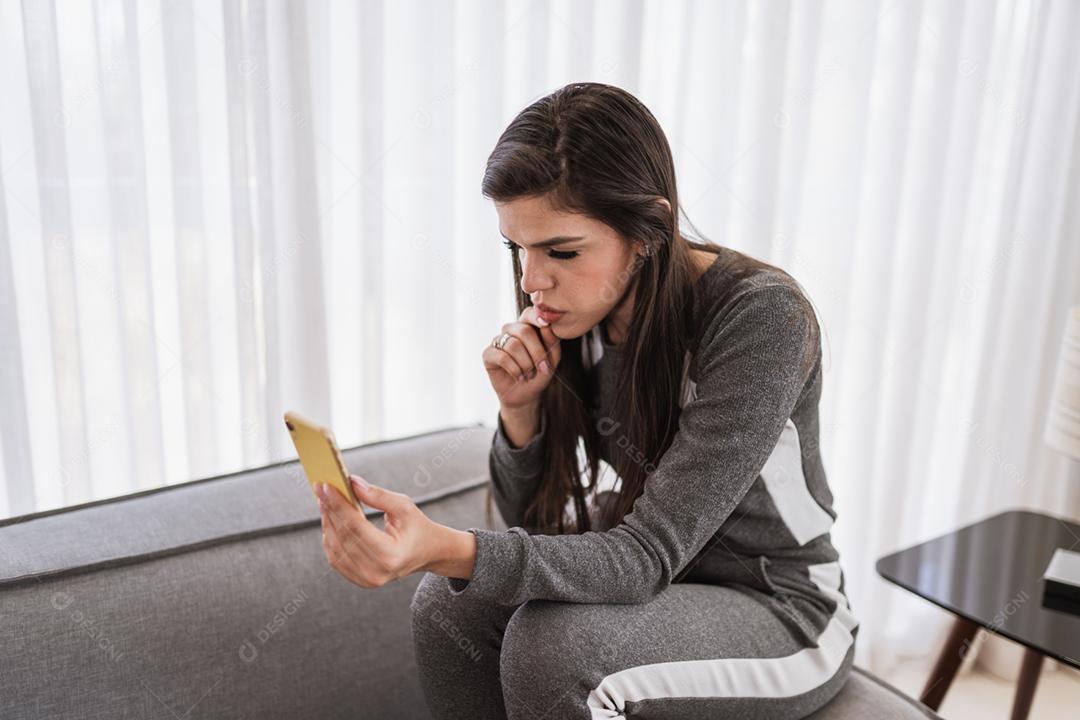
[518, 373, 525, 382]
[351, 475, 371, 491]
[317, 483, 328, 500]
[539, 360, 550, 375]
[537, 316, 549, 327]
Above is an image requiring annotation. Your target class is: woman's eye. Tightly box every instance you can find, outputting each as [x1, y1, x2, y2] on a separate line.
[501, 239, 578, 261]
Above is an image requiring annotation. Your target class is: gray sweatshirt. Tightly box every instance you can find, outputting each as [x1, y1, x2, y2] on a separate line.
[449, 249, 854, 622]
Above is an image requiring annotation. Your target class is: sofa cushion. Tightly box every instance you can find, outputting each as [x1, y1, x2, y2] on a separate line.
[811, 668, 941, 719]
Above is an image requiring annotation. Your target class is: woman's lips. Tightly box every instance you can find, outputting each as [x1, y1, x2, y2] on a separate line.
[537, 306, 566, 324]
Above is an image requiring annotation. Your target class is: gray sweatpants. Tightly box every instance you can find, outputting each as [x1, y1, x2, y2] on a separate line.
[409, 571, 856, 719]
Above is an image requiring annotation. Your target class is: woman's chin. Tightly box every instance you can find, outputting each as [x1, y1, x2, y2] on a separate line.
[544, 313, 596, 341]
[552, 323, 586, 341]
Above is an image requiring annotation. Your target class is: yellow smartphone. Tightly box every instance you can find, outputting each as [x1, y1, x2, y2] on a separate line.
[283, 410, 360, 508]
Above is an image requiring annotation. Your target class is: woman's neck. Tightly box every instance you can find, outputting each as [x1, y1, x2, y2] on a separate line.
[602, 280, 636, 345]
[602, 315, 628, 346]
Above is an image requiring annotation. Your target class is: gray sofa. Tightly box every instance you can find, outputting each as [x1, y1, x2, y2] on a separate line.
[1, 424, 941, 719]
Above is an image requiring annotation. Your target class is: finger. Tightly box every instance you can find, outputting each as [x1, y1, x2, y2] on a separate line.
[519, 304, 542, 327]
[323, 489, 392, 558]
[483, 345, 528, 383]
[518, 319, 559, 374]
[518, 309, 561, 370]
[321, 493, 358, 535]
[321, 514, 336, 556]
[496, 327, 538, 377]
[505, 319, 549, 372]
[350, 477, 413, 518]
[321, 513, 343, 564]
[323, 507, 381, 582]
[322, 523, 374, 587]
[537, 322, 558, 350]
[324, 481, 355, 506]
[320, 501, 380, 586]
[536, 324, 561, 370]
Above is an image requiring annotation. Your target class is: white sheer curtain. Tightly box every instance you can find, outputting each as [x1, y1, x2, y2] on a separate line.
[2, 0, 1079, 673]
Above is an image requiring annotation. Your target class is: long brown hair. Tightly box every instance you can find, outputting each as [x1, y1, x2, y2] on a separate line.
[481, 82, 813, 536]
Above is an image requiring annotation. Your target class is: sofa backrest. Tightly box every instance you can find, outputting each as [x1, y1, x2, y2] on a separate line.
[0, 424, 497, 720]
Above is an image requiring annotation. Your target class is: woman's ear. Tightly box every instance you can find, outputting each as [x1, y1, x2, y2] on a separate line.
[639, 198, 672, 258]
[655, 197, 672, 217]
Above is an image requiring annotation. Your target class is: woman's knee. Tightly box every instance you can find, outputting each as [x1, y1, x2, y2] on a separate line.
[409, 572, 445, 616]
[500, 601, 597, 714]
[410, 572, 458, 640]
[410, 572, 506, 654]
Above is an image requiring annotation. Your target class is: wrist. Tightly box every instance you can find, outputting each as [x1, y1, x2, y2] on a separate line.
[500, 401, 539, 421]
[422, 523, 477, 580]
[499, 403, 542, 450]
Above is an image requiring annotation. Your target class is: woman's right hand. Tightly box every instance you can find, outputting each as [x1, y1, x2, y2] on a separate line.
[483, 305, 562, 410]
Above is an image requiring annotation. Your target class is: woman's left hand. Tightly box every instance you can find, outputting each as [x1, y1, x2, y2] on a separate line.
[317, 474, 438, 588]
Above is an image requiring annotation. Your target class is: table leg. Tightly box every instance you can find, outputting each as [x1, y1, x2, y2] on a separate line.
[1008, 648, 1044, 720]
[920, 616, 981, 710]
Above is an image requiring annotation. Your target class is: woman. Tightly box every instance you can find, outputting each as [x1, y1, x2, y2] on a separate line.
[316, 82, 858, 719]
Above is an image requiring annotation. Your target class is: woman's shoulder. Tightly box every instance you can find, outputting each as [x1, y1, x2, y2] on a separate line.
[692, 246, 813, 337]
[686, 246, 821, 387]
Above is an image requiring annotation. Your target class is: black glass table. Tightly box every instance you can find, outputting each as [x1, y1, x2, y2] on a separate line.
[876, 510, 1080, 720]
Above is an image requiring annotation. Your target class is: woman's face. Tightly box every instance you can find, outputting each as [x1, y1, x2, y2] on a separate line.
[495, 194, 642, 340]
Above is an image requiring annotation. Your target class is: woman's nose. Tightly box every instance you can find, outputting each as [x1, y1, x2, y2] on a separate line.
[519, 254, 553, 294]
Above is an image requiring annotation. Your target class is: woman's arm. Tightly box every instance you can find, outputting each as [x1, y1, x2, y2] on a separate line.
[482, 305, 562, 529]
[426, 404, 545, 577]
[488, 403, 548, 529]
[442, 284, 819, 606]
[500, 401, 542, 448]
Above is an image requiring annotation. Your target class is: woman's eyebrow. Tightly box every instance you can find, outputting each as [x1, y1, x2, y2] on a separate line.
[500, 231, 585, 248]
